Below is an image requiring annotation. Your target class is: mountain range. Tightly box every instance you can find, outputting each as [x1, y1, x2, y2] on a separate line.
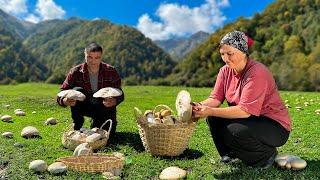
[0, 0, 319, 91]
[154, 31, 210, 61]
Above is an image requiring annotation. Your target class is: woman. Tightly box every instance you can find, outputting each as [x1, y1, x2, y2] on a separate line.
[192, 31, 291, 169]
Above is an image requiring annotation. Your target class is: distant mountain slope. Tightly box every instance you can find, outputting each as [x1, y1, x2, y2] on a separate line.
[0, 9, 34, 39]
[166, 0, 320, 91]
[23, 19, 175, 84]
[0, 26, 48, 84]
[154, 31, 210, 60]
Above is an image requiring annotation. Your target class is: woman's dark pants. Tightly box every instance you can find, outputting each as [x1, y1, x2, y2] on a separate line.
[206, 116, 289, 167]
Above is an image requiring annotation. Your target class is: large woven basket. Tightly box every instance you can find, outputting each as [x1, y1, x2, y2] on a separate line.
[62, 119, 112, 150]
[58, 153, 124, 173]
[136, 105, 196, 156]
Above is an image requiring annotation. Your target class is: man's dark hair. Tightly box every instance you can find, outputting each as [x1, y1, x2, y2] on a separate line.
[85, 42, 103, 53]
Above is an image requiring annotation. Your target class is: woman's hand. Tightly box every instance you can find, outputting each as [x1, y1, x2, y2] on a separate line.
[192, 105, 213, 118]
[63, 98, 76, 106]
[103, 97, 117, 107]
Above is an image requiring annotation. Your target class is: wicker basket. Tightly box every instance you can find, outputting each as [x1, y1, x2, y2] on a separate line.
[62, 119, 112, 150]
[136, 105, 196, 156]
[58, 153, 124, 173]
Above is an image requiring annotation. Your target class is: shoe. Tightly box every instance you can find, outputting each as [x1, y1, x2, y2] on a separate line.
[259, 151, 277, 169]
[220, 152, 237, 164]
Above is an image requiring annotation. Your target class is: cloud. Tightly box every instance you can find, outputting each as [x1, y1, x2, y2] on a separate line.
[24, 14, 41, 23]
[0, 0, 65, 23]
[35, 0, 65, 21]
[137, 0, 229, 40]
[0, 0, 28, 15]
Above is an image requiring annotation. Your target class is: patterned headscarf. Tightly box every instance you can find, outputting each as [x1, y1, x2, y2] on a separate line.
[220, 31, 249, 55]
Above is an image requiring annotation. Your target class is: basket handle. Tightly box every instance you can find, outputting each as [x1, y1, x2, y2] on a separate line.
[100, 119, 113, 133]
[153, 104, 173, 114]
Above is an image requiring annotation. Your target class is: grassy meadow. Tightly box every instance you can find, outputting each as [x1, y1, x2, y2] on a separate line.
[0, 83, 320, 179]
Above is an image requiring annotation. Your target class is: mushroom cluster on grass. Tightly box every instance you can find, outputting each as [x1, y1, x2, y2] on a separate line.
[275, 154, 307, 170]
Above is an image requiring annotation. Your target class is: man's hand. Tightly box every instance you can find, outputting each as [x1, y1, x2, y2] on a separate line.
[103, 97, 117, 107]
[63, 98, 76, 106]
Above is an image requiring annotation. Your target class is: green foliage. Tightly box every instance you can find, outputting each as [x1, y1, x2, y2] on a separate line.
[0, 27, 48, 84]
[0, 83, 320, 179]
[169, 0, 320, 91]
[23, 19, 175, 84]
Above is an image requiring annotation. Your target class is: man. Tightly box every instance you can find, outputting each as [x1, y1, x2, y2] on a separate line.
[57, 42, 124, 138]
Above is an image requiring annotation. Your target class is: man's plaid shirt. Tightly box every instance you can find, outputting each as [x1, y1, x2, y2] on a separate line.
[57, 62, 124, 106]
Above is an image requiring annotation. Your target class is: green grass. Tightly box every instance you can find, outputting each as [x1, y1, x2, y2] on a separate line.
[0, 83, 320, 179]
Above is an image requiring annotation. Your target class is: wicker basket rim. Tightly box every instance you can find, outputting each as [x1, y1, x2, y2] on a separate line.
[138, 120, 196, 128]
[57, 154, 122, 164]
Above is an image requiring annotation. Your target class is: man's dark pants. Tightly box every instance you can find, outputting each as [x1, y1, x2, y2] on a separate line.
[71, 87, 117, 138]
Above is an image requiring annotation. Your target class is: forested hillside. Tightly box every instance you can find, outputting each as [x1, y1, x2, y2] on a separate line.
[0, 12, 175, 85]
[0, 0, 319, 91]
[166, 0, 320, 91]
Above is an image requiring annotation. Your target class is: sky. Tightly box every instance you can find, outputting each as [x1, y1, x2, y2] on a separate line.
[0, 0, 275, 40]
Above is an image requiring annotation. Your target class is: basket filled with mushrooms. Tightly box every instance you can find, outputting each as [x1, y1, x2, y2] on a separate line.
[60, 88, 122, 150]
[134, 90, 197, 156]
[62, 119, 112, 150]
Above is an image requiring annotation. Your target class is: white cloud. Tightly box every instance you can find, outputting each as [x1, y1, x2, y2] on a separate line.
[137, 0, 229, 40]
[24, 14, 40, 23]
[35, 0, 65, 20]
[0, 0, 28, 15]
[0, 0, 66, 23]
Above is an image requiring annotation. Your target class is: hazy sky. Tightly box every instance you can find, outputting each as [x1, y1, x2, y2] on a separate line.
[0, 0, 274, 40]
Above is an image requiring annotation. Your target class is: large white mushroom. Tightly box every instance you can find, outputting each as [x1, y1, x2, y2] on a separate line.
[48, 162, 67, 175]
[21, 126, 40, 138]
[159, 166, 187, 180]
[45, 117, 58, 125]
[175, 90, 192, 123]
[29, 160, 47, 173]
[2, 132, 13, 138]
[275, 154, 307, 170]
[15, 110, 26, 116]
[1, 115, 12, 122]
[57, 89, 86, 101]
[93, 87, 123, 98]
[73, 143, 92, 156]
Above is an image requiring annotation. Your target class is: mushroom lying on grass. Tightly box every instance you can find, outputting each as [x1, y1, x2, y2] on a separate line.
[275, 154, 307, 170]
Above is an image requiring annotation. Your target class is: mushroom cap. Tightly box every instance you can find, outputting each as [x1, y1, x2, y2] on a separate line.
[159, 166, 187, 180]
[93, 87, 123, 98]
[57, 90, 86, 101]
[48, 162, 67, 175]
[1, 115, 12, 122]
[21, 126, 40, 138]
[175, 90, 192, 123]
[29, 160, 47, 172]
[291, 158, 307, 170]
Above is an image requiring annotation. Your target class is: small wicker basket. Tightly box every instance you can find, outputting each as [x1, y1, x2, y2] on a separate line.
[58, 153, 124, 173]
[136, 105, 196, 156]
[62, 119, 112, 150]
